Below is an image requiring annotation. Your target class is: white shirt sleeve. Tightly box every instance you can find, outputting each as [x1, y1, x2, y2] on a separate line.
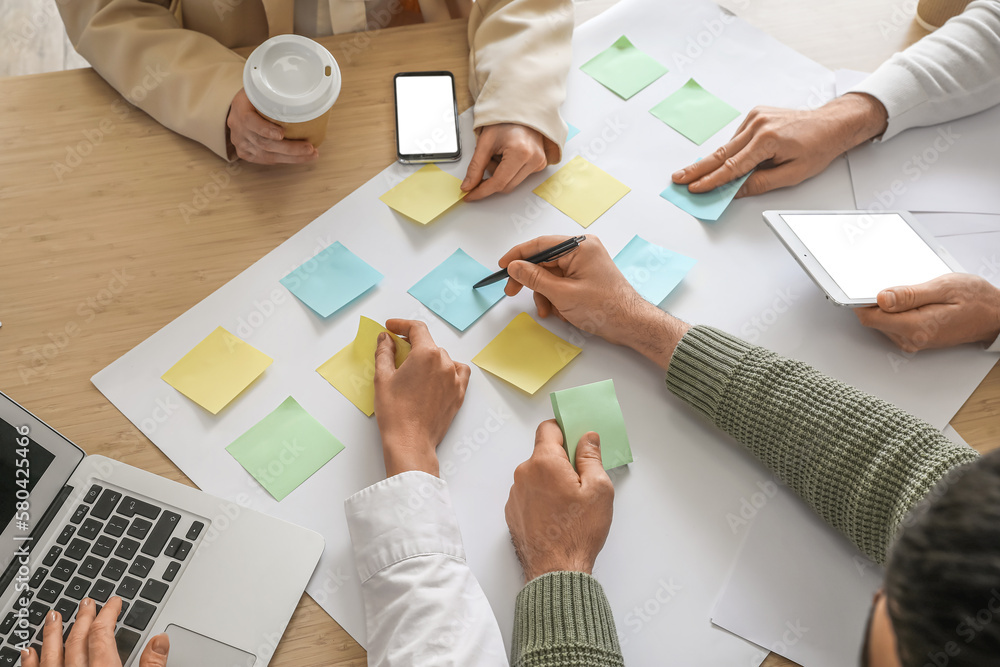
[344, 471, 509, 667]
[848, 0, 1000, 141]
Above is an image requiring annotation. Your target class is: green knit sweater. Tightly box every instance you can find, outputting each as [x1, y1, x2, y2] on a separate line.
[510, 325, 979, 667]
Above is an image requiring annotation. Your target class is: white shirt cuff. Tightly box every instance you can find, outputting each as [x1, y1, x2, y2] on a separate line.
[344, 471, 465, 583]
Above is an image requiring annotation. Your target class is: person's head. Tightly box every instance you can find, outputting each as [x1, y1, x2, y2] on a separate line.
[861, 449, 1000, 667]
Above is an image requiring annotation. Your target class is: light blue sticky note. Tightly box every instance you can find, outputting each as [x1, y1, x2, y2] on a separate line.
[659, 170, 752, 221]
[613, 235, 696, 305]
[566, 123, 581, 141]
[280, 242, 383, 318]
[408, 249, 506, 331]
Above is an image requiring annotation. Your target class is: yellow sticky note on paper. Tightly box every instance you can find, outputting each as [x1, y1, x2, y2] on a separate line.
[317, 317, 411, 416]
[472, 313, 582, 395]
[533, 156, 630, 228]
[161, 326, 273, 415]
[379, 164, 466, 225]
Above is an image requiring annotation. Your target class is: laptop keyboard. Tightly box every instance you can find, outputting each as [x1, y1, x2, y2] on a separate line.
[0, 484, 205, 667]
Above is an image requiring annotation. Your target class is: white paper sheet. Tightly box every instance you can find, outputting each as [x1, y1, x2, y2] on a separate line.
[91, 0, 998, 664]
[711, 425, 973, 667]
[919, 212, 1000, 238]
[836, 69, 1000, 215]
[935, 230, 1000, 287]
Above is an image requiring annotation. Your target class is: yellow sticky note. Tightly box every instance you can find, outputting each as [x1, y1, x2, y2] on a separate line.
[533, 156, 630, 228]
[162, 327, 273, 415]
[379, 164, 466, 225]
[317, 317, 411, 416]
[472, 313, 582, 395]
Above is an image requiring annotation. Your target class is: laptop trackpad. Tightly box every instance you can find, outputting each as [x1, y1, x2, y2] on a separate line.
[164, 624, 256, 667]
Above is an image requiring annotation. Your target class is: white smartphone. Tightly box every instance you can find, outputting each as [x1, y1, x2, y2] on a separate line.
[762, 210, 965, 307]
[393, 71, 461, 164]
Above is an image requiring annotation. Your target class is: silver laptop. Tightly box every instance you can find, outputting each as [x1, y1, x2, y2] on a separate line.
[0, 391, 324, 666]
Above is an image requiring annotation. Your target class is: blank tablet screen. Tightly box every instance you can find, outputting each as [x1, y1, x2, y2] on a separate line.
[780, 213, 952, 299]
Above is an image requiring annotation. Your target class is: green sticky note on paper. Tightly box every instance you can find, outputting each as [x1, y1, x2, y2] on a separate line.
[551, 379, 632, 470]
[613, 235, 696, 305]
[408, 248, 506, 331]
[280, 242, 383, 318]
[379, 164, 466, 224]
[650, 78, 740, 145]
[473, 313, 581, 395]
[161, 327, 272, 415]
[226, 397, 345, 501]
[581, 35, 668, 99]
[316, 316, 411, 416]
[533, 156, 630, 228]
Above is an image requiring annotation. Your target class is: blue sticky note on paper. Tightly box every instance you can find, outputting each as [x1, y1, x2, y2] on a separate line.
[408, 249, 506, 331]
[566, 123, 581, 141]
[280, 242, 383, 318]
[659, 171, 752, 221]
[613, 235, 696, 305]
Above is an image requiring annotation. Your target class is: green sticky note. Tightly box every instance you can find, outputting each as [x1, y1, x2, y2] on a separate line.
[551, 379, 633, 470]
[226, 396, 345, 501]
[649, 78, 740, 145]
[580, 35, 668, 100]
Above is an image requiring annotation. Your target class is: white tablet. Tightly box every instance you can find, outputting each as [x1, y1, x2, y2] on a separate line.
[762, 210, 965, 307]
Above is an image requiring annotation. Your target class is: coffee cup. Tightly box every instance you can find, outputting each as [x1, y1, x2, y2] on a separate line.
[243, 35, 342, 148]
[915, 0, 971, 30]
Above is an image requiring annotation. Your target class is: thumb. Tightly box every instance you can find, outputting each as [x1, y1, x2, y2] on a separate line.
[462, 132, 494, 190]
[878, 281, 948, 313]
[374, 332, 397, 381]
[574, 432, 605, 479]
[139, 633, 169, 667]
[507, 260, 560, 299]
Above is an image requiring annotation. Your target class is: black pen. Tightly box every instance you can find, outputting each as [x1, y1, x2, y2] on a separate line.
[473, 236, 587, 289]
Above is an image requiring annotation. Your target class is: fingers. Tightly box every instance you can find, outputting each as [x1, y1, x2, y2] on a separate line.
[385, 319, 434, 348]
[672, 130, 753, 189]
[40, 610, 63, 666]
[734, 163, 797, 198]
[374, 332, 398, 381]
[506, 260, 562, 301]
[65, 597, 97, 663]
[456, 361, 472, 387]
[461, 129, 497, 192]
[533, 290, 554, 318]
[87, 597, 123, 665]
[877, 279, 952, 313]
[498, 236, 575, 269]
[138, 633, 171, 667]
[463, 154, 525, 202]
[235, 137, 318, 164]
[20, 647, 37, 667]
[532, 420, 570, 461]
[574, 432, 608, 482]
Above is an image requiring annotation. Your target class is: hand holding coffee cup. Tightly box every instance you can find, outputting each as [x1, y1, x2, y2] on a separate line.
[229, 35, 342, 165]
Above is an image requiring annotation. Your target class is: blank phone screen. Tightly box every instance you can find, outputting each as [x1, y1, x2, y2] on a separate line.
[781, 213, 953, 299]
[395, 74, 459, 157]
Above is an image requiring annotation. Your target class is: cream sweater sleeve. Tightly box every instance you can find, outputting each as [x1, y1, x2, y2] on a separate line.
[466, 0, 574, 164]
[848, 0, 1000, 141]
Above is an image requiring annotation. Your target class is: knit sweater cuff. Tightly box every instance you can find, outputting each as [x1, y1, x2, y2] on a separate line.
[665, 325, 756, 421]
[511, 571, 624, 667]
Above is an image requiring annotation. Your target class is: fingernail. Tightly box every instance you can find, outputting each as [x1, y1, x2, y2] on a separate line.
[20, 648, 29, 660]
[882, 290, 896, 308]
[48, 611, 58, 624]
[672, 169, 685, 180]
[81, 598, 90, 607]
[377, 332, 387, 343]
[152, 634, 169, 655]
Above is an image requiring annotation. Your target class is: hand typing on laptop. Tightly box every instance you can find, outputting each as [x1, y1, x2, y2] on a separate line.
[20, 597, 167, 667]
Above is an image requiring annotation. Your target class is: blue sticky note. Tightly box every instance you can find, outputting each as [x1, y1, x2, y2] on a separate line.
[280, 242, 383, 318]
[659, 170, 752, 221]
[408, 249, 506, 331]
[566, 123, 581, 141]
[613, 235, 696, 305]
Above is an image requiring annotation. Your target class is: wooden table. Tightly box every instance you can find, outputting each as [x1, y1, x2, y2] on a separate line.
[0, 5, 995, 667]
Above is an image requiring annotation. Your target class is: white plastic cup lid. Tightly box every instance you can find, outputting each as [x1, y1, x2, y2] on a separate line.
[243, 35, 342, 123]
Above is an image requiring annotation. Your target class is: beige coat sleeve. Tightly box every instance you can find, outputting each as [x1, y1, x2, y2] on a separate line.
[58, 0, 246, 159]
[466, 0, 573, 164]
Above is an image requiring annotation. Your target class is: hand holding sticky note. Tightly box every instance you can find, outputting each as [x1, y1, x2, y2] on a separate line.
[660, 169, 752, 221]
[317, 317, 410, 416]
[551, 379, 632, 470]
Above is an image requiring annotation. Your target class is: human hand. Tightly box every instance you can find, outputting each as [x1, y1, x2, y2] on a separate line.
[373, 319, 471, 477]
[505, 421, 614, 581]
[671, 93, 888, 198]
[461, 123, 548, 201]
[227, 88, 318, 164]
[500, 235, 690, 370]
[21, 597, 169, 667]
[855, 273, 1000, 352]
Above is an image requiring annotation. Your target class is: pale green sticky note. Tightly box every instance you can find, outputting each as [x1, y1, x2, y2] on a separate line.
[581, 35, 668, 99]
[551, 379, 632, 470]
[649, 78, 740, 145]
[226, 397, 345, 501]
